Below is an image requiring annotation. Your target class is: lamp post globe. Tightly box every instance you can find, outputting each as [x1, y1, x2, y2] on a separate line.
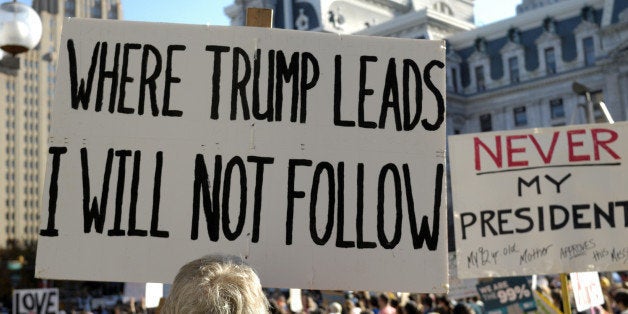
[0, 1, 42, 55]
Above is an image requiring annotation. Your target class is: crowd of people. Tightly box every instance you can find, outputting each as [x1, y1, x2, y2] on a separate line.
[260, 286, 628, 314]
[262, 291, 484, 314]
[155, 255, 627, 314]
[53, 255, 628, 314]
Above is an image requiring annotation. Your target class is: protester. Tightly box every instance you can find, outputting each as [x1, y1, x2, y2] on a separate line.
[269, 299, 286, 314]
[421, 294, 435, 314]
[379, 294, 397, 314]
[369, 297, 381, 314]
[551, 289, 564, 313]
[161, 255, 268, 314]
[613, 289, 628, 314]
[329, 302, 343, 314]
[465, 299, 483, 314]
[435, 296, 453, 314]
[275, 294, 288, 313]
[301, 294, 319, 313]
[345, 299, 363, 314]
[600, 276, 614, 314]
[400, 300, 422, 314]
[452, 303, 474, 314]
[41, 272, 627, 313]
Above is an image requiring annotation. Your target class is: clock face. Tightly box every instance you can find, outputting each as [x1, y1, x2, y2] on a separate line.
[295, 9, 310, 30]
[292, 1, 320, 30]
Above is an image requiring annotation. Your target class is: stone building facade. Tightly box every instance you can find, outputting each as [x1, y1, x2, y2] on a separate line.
[444, 0, 628, 135]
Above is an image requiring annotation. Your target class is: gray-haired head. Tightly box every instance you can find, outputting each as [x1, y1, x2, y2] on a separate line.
[162, 255, 269, 314]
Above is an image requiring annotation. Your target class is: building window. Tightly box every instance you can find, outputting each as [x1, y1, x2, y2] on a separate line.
[451, 68, 458, 93]
[92, 0, 102, 18]
[433, 2, 453, 16]
[475, 66, 486, 92]
[581, 6, 595, 23]
[583, 37, 595, 66]
[550, 98, 564, 119]
[509, 57, 519, 83]
[514, 106, 527, 126]
[508, 28, 521, 44]
[108, 4, 118, 19]
[543, 17, 556, 33]
[65, 0, 75, 17]
[480, 114, 492, 132]
[545, 47, 556, 74]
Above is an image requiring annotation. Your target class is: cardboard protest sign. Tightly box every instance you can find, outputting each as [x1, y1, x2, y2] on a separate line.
[476, 277, 536, 314]
[449, 122, 628, 278]
[36, 19, 447, 292]
[570, 271, 604, 312]
[13, 288, 59, 314]
[124, 282, 164, 308]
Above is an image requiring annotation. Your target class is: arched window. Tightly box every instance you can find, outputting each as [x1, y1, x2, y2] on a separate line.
[432, 2, 453, 16]
[65, 0, 75, 17]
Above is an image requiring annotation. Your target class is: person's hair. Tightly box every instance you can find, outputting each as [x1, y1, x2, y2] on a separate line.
[162, 255, 268, 314]
[345, 299, 356, 310]
[452, 303, 472, 314]
[268, 299, 285, 314]
[436, 295, 449, 304]
[390, 298, 400, 308]
[422, 295, 433, 308]
[370, 297, 379, 308]
[404, 300, 422, 314]
[614, 289, 628, 307]
[550, 289, 563, 312]
[329, 302, 343, 313]
[379, 293, 390, 304]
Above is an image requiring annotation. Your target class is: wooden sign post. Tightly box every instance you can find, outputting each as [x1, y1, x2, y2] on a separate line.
[246, 8, 273, 28]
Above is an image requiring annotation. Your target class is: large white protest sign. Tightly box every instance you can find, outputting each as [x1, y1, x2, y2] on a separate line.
[13, 288, 59, 314]
[36, 19, 447, 292]
[449, 122, 628, 278]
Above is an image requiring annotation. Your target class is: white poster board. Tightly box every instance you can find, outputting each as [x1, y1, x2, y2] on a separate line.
[449, 122, 628, 278]
[124, 282, 163, 307]
[36, 19, 447, 292]
[570, 272, 604, 312]
[13, 288, 59, 314]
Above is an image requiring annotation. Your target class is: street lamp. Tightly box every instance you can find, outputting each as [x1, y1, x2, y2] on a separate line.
[571, 81, 614, 124]
[0, 0, 42, 55]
